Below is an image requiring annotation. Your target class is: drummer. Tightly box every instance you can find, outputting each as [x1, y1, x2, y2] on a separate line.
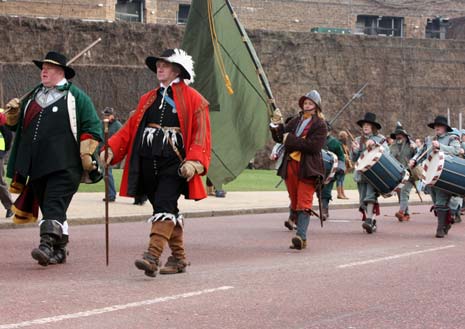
[409, 115, 461, 238]
[389, 122, 416, 222]
[351, 112, 388, 234]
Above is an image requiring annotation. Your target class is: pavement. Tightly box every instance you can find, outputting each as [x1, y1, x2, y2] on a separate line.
[0, 188, 427, 229]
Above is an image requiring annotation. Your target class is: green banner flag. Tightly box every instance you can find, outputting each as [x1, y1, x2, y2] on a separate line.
[182, 0, 272, 187]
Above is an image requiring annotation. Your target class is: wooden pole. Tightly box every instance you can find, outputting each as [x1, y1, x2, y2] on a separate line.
[103, 119, 110, 266]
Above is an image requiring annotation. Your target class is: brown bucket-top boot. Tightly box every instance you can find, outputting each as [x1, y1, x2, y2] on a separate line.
[135, 221, 174, 277]
[160, 225, 190, 274]
[134, 252, 160, 277]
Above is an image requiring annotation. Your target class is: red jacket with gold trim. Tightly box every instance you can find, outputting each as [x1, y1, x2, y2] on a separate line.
[108, 81, 211, 200]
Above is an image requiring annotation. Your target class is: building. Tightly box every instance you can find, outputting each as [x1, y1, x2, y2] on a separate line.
[1, 0, 465, 39]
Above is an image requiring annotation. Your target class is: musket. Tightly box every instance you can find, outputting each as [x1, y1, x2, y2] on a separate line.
[329, 82, 368, 126]
[4, 37, 102, 111]
[103, 119, 110, 266]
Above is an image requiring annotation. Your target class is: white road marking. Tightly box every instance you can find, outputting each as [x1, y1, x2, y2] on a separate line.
[338, 245, 455, 269]
[0, 286, 234, 329]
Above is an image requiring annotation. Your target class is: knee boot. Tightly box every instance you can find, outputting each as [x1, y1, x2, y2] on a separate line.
[135, 220, 174, 277]
[436, 210, 448, 238]
[337, 186, 344, 199]
[49, 234, 69, 265]
[31, 220, 62, 267]
[341, 186, 349, 199]
[160, 225, 189, 274]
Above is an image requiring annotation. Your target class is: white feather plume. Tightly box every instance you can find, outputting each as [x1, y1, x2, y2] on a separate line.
[166, 48, 195, 85]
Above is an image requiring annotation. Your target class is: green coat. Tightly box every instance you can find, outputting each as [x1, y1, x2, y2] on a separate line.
[6, 83, 102, 178]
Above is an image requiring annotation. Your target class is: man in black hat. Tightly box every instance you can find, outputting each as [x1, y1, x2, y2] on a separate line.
[4, 51, 102, 266]
[351, 112, 388, 234]
[100, 107, 122, 202]
[410, 115, 461, 237]
[389, 122, 416, 222]
[100, 48, 211, 277]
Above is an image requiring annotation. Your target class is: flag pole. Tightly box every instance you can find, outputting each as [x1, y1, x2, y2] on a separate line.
[223, 0, 276, 115]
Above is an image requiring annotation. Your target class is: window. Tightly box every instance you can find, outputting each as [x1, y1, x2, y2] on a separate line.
[177, 4, 190, 24]
[116, 0, 144, 23]
[426, 17, 449, 39]
[355, 15, 404, 37]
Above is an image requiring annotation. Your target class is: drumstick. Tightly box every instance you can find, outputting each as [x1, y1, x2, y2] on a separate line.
[415, 145, 433, 164]
[345, 129, 355, 141]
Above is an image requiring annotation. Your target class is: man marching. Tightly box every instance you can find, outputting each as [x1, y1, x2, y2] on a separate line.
[410, 115, 461, 238]
[101, 49, 211, 277]
[351, 112, 388, 234]
[389, 122, 416, 222]
[5, 51, 102, 266]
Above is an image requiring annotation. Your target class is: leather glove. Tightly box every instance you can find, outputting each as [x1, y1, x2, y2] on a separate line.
[99, 148, 114, 166]
[5, 98, 20, 126]
[270, 108, 284, 125]
[179, 160, 204, 182]
[80, 139, 99, 171]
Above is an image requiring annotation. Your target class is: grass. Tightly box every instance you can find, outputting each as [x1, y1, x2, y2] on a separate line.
[75, 169, 357, 192]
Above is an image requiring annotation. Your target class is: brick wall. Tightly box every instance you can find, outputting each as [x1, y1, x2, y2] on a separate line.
[3, 1, 465, 39]
[0, 0, 116, 21]
[152, 0, 465, 38]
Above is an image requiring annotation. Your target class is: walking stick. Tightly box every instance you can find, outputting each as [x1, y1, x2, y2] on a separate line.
[4, 37, 102, 111]
[103, 118, 110, 266]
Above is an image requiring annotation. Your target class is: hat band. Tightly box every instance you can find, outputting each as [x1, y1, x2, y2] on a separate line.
[43, 59, 64, 66]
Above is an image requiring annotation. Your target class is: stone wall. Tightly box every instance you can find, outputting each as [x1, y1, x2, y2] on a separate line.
[2, 16, 465, 167]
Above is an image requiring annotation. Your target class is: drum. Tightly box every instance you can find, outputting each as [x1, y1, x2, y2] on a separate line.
[423, 151, 465, 196]
[322, 150, 338, 185]
[355, 144, 409, 197]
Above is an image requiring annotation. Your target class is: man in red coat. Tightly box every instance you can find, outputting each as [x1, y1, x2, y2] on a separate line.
[101, 49, 211, 277]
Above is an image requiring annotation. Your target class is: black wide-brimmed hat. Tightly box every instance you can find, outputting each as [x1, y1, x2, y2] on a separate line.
[390, 121, 410, 139]
[33, 51, 75, 79]
[427, 115, 452, 132]
[146, 48, 195, 84]
[102, 107, 114, 116]
[357, 112, 381, 130]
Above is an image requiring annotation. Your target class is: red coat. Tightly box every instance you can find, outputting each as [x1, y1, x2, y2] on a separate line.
[108, 81, 211, 200]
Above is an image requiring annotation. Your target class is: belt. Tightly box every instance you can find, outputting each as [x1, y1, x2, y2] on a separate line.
[146, 123, 180, 132]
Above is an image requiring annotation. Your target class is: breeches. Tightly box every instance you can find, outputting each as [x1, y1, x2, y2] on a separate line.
[140, 158, 186, 215]
[357, 182, 379, 207]
[30, 167, 81, 224]
[285, 160, 316, 211]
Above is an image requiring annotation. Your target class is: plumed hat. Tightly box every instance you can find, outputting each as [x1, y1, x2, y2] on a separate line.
[146, 48, 195, 85]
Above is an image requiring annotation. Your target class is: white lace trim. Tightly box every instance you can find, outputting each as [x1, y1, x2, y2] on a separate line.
[142, 127, 182, 147]
[147, 212, 184, 226]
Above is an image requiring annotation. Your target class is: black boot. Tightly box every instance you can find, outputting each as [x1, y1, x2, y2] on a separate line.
[49, 235, 69, 265]
[362, 218, 377, 234]
[31, 220, 62, 267]
[436, 211, 448, 238]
